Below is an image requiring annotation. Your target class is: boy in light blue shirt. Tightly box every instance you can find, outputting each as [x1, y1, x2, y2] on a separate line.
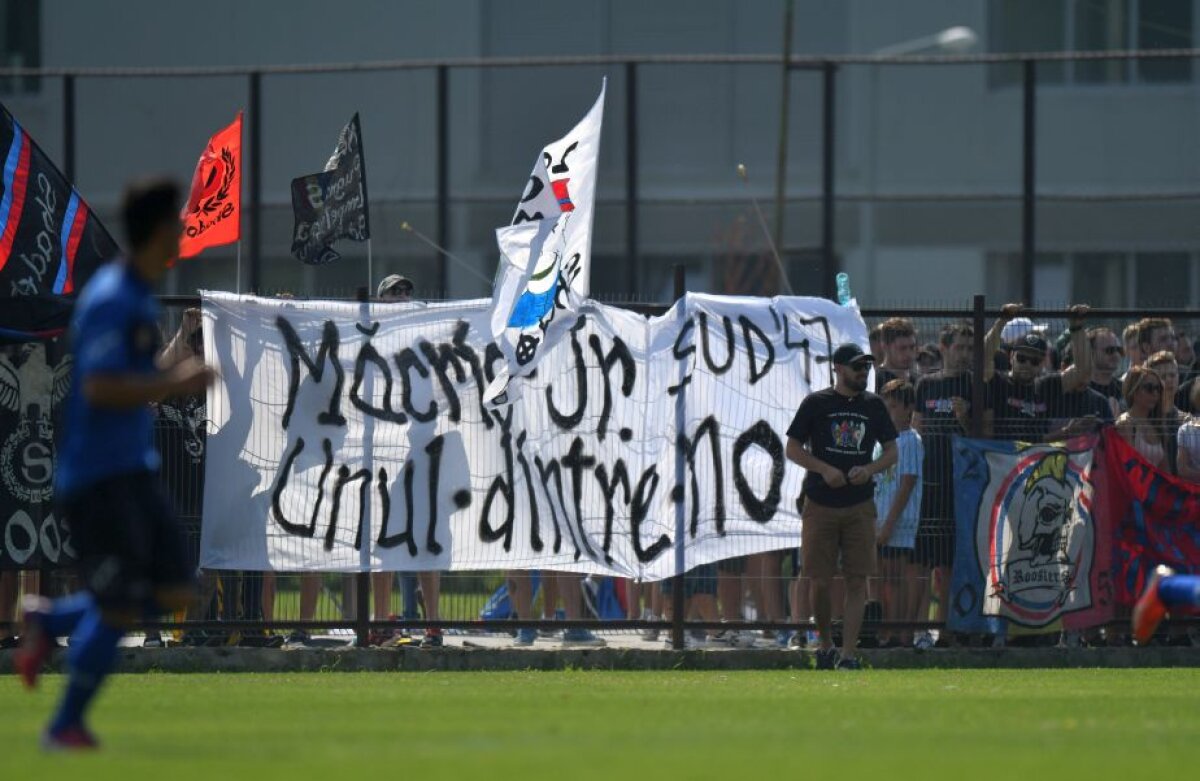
[874, 379, 923, 647]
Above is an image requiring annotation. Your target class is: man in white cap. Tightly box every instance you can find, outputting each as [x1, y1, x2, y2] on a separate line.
[377, 274, 414, 301]
[999, 316, 1048, 347]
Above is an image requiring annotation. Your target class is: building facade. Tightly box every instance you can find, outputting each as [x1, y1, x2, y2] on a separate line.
[2, 0, 1197, 306]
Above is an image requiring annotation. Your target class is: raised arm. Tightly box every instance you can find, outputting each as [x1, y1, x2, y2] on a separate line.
[983, 302, 1024, 382]
[1059, 305, 1092, 393]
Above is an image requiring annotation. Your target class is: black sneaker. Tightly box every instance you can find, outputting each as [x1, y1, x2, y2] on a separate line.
[284, 630, 311, 648]
[814, 647, 838, 670]
[420, 630, 444, 649]
[836, 656, 862, 670]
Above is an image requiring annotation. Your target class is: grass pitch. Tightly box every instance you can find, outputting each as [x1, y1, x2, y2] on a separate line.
[2, 669, 1197, 779]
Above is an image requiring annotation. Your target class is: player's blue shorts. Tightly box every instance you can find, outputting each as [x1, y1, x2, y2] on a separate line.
[61, 471, 194, 610]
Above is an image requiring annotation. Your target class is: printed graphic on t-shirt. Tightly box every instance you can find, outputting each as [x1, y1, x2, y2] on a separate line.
[1003, 396, 1047, 418]
[831, 418, 867, 451]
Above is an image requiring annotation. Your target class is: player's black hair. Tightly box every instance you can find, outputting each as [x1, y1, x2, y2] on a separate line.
[121, 177, 181, 251]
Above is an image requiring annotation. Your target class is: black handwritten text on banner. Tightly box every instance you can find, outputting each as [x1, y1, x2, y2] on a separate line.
[199, 293, 867, 578]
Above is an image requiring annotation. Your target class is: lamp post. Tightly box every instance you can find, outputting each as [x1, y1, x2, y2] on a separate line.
[861, 26, 976, 301]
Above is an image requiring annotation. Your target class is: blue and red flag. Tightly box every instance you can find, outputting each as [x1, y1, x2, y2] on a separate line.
[0, 101, 118, 340]
[1099, 427, 1200, 608]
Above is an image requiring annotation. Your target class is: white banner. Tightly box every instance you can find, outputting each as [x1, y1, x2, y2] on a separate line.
[199, 292, 868, 579]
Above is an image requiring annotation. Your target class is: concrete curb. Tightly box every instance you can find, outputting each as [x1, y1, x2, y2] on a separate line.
[3, 646, 1200, 674]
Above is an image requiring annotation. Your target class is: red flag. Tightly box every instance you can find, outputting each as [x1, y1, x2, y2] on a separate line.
[179, 113, 242, 260]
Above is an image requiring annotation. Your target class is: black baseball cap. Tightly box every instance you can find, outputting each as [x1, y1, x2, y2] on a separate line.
[1013, 333, 1048, 355]
[832, 343, 875, 367]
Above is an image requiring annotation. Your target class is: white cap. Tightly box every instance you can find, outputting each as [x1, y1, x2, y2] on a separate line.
[1001, 317, 1048, 345]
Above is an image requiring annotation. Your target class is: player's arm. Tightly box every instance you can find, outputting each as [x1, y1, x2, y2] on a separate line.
[85, 359, 214, 410]
[786, 437, 846, 488]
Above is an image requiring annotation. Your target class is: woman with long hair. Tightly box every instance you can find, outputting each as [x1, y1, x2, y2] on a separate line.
[1116, 366, 1168, 470]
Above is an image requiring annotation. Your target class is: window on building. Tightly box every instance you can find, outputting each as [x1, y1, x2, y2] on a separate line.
[1133, 251, 1192, 307]
[988, 0, 1193, 87]
[1, 0, 39, 94]
[987, 250, 1199, 308]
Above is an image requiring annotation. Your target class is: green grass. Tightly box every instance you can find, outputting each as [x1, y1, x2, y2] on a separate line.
[2, 670, 1197, 778]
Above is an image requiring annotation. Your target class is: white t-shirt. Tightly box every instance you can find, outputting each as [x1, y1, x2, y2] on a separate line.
[1179, 417, 1200, 474]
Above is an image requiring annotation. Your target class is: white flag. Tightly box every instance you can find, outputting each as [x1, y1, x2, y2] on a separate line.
[482, 80, 606, 407]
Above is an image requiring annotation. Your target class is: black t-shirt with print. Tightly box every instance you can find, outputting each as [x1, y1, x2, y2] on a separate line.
[787, 387, 897, 508]
[989, 374, 1051, 442]
[914, 372, 975, 481]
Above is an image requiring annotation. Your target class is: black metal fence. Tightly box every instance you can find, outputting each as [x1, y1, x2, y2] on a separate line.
[3, 292, 1197, 652]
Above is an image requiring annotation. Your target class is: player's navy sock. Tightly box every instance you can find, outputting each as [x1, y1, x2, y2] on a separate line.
[38, 592, 95, 637]
[49, 607, 123, 734]
[1158, 575, 1200, 609]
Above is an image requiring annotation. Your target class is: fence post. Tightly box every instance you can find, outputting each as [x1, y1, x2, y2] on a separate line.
[671, 264, 687, 650]
[355, 286, 373, 647]
[624, 61, 639, 298]
[1021, 59, 1036, 305]
[971, 294, 986, 439]
[62, 75, 75, 182]
[820, 60, 837, 300]
[436, 65, 449, 299]
[772, 0, 795, 259]
[248, 71, 262, 295]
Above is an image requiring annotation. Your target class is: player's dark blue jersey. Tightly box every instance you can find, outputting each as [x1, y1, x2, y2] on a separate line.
[57, 261, 161, 496]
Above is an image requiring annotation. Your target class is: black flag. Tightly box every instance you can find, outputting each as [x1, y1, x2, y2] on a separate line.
[289, 113, 370, 265]
[0, 101, 119, 339]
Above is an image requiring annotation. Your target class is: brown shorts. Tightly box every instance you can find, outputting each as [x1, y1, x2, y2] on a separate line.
[801, 498, 877, 579]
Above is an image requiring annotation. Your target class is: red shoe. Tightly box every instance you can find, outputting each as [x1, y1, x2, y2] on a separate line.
[1133, 565, 1175, 646]
[14, 596, 54, 690]
[40, 725, 99, 751]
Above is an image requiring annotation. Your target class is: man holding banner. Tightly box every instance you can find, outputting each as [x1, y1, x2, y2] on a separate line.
[786, 343, 897, 670]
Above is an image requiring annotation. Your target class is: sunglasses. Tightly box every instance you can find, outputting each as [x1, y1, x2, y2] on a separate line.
[1102, 346, 1124, 356]
[1139, 383, 1163, 394]
[1013, 354, 1041, 366]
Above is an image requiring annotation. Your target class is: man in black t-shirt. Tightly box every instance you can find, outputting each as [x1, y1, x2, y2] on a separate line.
[874, 317, 918, 392]
[983, 304, 1092, 443]
[787, 343, 897, 669]
[1086, 327, 1124, 418]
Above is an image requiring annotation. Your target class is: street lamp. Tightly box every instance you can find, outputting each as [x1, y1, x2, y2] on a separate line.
[860, 26, 978, 301]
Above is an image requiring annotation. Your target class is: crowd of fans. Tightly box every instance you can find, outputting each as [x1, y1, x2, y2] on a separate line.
[2, 303, 1197, 652]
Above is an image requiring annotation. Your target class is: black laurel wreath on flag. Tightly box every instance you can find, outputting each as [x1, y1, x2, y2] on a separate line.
[198, 149, 237, 216]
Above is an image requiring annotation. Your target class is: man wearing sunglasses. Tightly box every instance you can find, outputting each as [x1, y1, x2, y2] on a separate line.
[1087, 327, 1124, 417]
[787, 344, 898, 670]
[983, 303, 1091, 443]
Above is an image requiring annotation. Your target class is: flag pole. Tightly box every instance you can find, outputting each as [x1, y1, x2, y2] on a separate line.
[236, 240, 242, 295]
[367, 238, 373, 296]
